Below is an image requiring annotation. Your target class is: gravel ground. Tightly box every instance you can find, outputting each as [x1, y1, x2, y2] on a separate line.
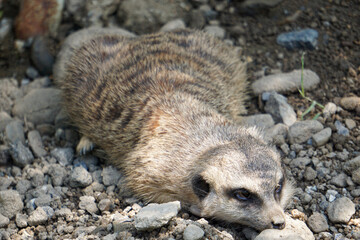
[0, 0, 360, 239]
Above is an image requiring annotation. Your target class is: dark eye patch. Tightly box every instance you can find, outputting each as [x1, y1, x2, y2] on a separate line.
[274, 177, 284, 201]
[192, 174, 210, 200]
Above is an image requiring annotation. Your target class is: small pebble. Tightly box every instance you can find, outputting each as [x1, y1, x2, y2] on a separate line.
[0, 213, 10, 228]
[5, 120, 25, 144]
[264, 92, 296, 126]
[312, 127, 332, 147]
[277, 28, 318, 50]
[204, 25, 226, 39]
[288, 120, 323, 144]
[28, 207, 48, 226]
[307, 212, 328, 233]
[69, 166, 92, 188]
[9, 141, 34, 168]
[51, 148, 74, 166]
[183, 224, 205, 240]
[79, 196, 98, 214]
[15, 213, 28, 228]
[28, 130, 47, 158]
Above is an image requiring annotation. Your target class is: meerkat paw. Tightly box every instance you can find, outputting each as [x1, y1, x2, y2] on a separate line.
[76, 136, 95, 155]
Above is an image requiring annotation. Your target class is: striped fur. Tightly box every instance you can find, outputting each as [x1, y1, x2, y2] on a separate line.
[57, 28, 292, 230]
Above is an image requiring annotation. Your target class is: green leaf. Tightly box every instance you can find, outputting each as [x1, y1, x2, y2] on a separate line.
[313, 112, 322, 120]
[301, 101, 317, 120]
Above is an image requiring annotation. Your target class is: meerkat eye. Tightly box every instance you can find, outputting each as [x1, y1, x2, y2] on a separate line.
[274, 178, 284, 200]
[233, 188, 251, 201]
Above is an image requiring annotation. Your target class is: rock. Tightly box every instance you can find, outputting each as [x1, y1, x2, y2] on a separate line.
[344, 155, 360, 173]
[134, 201, 181, 230]
[5, 120, 25, 144]
[323, 102, 337, 119]
[25, 67, 40, 80]
[255, 215, 314, 240]
[330, 173, 348, 187]
[28, 130, 47, 158]
[117, 0, 190, 34]
[307, 212, 328, 233]
[98, 199, 113, 212]
[264, 92, 296, 126]
[288, 120, 323, 144]
[0, 145, 11, 165]
[79, 196, 98, 214]
[15, 0, 64, 39]
[345, 119, 356, 130]
[15, 213, 28, 228]
[21, 77, 52, 95]
[242, 114, 275, 129]
[69, 166, 93, 187]
[0, 78, 23, 114]
[51, 148, 74, 166]
[290, 157, 311, 169]
[183, 224, 204, 240]
[28, 207, 48, 226]
[0, 18, 12, 43]
[204, 25, 226, 39]
[0, 213, 9, 228]
[351, 168, 360, 185]
[55, 108, 70, 129]
[334, 120, 349, 136]
[9, 141, 34, 168]
[0, 111, 12, 132]
[31, 36, 54, 76]
[327, 197, 355, 223]
[16, 179, 32, 195]
[304, 167, 317, 181]
[160, 19, 186, 32]
[312, 127, 332, 146]
[277, 29, 318, 50]
[101, 166, 121, 186]
[0, 190, 24, 218]
[264, 123, 288, 143]
[238, 0, 283, 14]
[251, 69, 320, 95]
[188, 9, 206, 29]
[55, 207, 72, 217]
[340, 96, 360, 111]
[48, 164, 67, 186]
[12, 88, 62, 125]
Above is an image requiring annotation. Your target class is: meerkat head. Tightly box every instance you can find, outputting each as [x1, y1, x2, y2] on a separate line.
[189, 129, 293, 231]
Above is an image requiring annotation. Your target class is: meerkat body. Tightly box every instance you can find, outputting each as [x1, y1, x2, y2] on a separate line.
[55, 28, 293, 231]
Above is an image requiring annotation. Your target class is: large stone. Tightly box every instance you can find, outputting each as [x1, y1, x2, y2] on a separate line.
[28, 130, 47, 158]
[251, 69, 320, 94]
[117, 0, 190, 34]
[9, 141, 34, 168]
[264, 92, 296, 126]
[12, 88, 62, 125]
[277, 29, 318, 50]
[312, 127, 332, 147]
[255, 215, 314, 240]
[288, 120, 323, 144]
[0, 190, 24, 218]
[307, 212, 328, 233]
[5, 120, 25, 144]
[69, 166, 93, 187]
[327, 197, 355, 223]
[134, 201, 181, 230]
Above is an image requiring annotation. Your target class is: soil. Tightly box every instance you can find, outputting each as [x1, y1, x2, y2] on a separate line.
[0, 0, 360, 239]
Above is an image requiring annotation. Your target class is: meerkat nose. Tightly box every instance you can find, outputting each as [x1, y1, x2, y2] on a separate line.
[271, 215, 286, 230]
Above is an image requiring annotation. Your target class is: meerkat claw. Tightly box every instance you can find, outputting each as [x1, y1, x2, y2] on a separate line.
[76, 136, 95, 155]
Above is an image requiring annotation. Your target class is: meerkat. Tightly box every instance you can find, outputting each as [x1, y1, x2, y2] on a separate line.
[54, 27, 293, 231]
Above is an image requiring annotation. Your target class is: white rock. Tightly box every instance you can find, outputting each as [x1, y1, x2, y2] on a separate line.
[28, 207, 48, 226]
[160, 19, 186, 32]
[323, 102, 337, 119]
[134, 201, 181, 230]
[204, 25, 226, 39]
[183, 224, 205, 240]
[327, 197, 355, 223]
[69, 166, 92, 187]
[251, 69, 320, 94]
[288, 120, 323, 144]
[0, 190, 24, 218]
[312, 127, 332, 146]
[79, 196, 98, 214]
[0, 213, 10, 228]
[255, 215, 314, 240]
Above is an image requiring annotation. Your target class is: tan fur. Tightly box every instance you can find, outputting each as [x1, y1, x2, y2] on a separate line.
[55, 28, 293, 231]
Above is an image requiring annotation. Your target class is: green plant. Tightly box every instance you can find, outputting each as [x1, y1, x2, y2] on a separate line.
[298, 52, 324, 120]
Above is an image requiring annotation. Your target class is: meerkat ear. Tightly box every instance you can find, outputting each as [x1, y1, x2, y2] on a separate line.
[192, 174, 210, 200]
